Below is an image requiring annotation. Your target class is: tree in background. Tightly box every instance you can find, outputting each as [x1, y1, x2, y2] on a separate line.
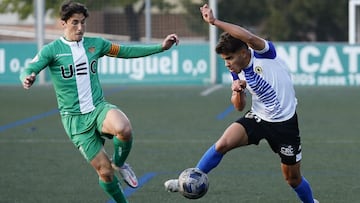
[181, 0, 348, 42]
[265, 0, 348, 41]
[119, 0, 175, 41]
[181, 0, 268, 40]
[0, 0, 349, 42]
[0, 0, 175, 41]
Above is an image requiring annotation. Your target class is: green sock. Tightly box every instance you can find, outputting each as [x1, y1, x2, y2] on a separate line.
[99, 176, 127, 203]
[113, 137, 132, 167]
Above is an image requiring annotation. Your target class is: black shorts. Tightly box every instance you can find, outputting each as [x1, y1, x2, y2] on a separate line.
[236, 111, 302, 165]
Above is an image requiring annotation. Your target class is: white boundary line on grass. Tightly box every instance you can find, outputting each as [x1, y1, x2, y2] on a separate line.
[200, 84, 223, 96]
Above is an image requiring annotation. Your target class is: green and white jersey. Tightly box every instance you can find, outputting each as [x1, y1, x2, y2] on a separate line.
[20, 36, 163, 115]
[28, 37, 111, 115]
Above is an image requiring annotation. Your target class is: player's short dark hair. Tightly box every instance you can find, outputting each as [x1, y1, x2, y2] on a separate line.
[60, 1, 89, 21]
[215, 32, 248, 54]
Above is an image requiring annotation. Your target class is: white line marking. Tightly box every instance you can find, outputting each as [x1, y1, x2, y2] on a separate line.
[200, 84, 223, 96]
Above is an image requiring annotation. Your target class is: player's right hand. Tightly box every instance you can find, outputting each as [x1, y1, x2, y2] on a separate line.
[200, 4, 216, 25]
[23, 72, 36, 89]
[232, 79, 246, 92]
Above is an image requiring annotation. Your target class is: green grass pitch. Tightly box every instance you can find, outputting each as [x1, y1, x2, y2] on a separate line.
[0, 85, 359, 203]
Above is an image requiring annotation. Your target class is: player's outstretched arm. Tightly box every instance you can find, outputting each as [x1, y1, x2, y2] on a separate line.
[199, 4, 265, 51]
[115, 33, 179, 59]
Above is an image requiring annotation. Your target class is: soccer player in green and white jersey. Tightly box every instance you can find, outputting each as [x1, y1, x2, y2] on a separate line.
[20, 1, 178, 202]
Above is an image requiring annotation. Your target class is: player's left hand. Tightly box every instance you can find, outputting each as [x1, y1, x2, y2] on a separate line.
[162, 34, 179, 50]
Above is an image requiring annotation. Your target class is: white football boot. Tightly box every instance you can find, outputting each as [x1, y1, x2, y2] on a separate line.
[112, 162, 139, 188]
[164, 179, 180, 192]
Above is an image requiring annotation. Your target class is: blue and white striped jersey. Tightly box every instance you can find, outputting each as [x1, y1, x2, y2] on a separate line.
[239, 41, 297, 122]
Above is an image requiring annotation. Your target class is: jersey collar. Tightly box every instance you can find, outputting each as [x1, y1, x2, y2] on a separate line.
[60, 37, 84, 47]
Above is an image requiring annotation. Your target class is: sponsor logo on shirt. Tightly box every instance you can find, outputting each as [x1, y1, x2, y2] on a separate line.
[55, 53, 72, 58]
[280, 145, 295, 156]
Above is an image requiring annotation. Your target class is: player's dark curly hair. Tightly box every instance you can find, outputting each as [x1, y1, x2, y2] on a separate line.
[60, 1, 89, 21]
[215, 32, 248, 54]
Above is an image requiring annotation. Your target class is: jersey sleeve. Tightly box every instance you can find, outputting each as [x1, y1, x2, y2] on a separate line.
[116, 44, 163, 58]
[254, 40, 276, 59]
[102, 39, 163, 59]
[98, 37, 113, 57]
[97, 37, 163, 58]
[19, 45, 53, 82]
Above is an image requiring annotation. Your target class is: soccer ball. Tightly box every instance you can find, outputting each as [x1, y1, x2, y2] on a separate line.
[178, 168, 209, 199]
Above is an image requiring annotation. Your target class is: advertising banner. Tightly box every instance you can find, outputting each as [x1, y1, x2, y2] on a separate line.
[0, 42, 210, 85]
[1, 42, 360, 86]
[98, 43, 210, 84]
[0, 42, 37, 84]
[219, 43, 360, 86]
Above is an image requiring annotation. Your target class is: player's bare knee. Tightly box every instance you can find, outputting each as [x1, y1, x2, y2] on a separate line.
[97, 165, 114, 182]
[285, 175, 302, 188]
[115, 124, 132, 141]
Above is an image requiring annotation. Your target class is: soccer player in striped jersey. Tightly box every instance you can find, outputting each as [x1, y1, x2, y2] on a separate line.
[165, 4, 318, 203]
[20, 1, 178, 203]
